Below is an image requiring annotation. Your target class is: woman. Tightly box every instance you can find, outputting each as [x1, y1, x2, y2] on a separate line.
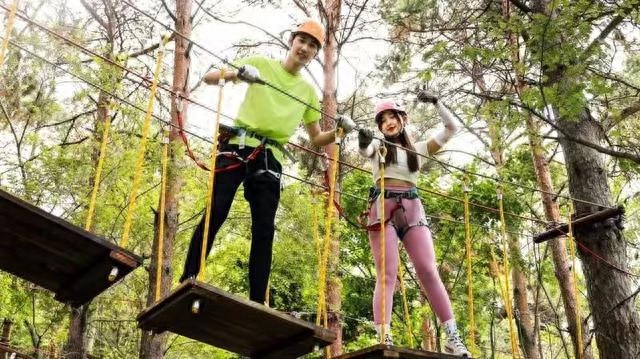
[358, 95, 470, 357]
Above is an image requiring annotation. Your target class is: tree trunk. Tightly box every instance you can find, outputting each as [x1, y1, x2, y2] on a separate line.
[470, 51, 539, 357]
[139, 1, 190, 358]
[1, 319, 12, 357]
[318, 0, 342, 356]
[64, 306, 89, 359]
[554, 109, 640, 358]
[529, 0, 640, 354]
[320, 0, 343, 356]
[509, 243, 538, 359]
[526, 115, 592, 359]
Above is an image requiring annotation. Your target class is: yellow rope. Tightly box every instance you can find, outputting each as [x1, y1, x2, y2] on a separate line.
[316, 129, 343, 326]
[0, 0, 19, 68]
[463, 178, 476, 354]
[396, 252, 414, 347]
[567, 201, 583, 359]
[313, 194, 323, 310]
[197, 69, 226, 281]
[313, 196, 322, 268]
[154, 129, 169, 301]
[119, 35, 169, 248]
[378, 144, 387, 342]
[85, 108, 113, 230]
[497, 187, 519, 358]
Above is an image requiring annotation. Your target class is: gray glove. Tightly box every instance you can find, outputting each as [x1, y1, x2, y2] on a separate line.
[336, 114, 356, 133]
[358, 128, 374, 149]
[417, 90, 438, 104]
[237, 65, 264, 84]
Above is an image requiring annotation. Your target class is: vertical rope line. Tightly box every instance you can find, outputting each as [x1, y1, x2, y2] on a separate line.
[197, 69, 226, 281]
[155, 128, 169, 301]
[498, 187, 520, 358]
[316, 128, 343, 325]
[397, 252, 414, 347]
[567, 201, 583, 359]
[378, 145, 387, 342]
[120, 36, 169, 248]
[463, 178, 476, 354]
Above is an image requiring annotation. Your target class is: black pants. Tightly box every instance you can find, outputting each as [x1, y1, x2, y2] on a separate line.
[181, 144, 282, 303]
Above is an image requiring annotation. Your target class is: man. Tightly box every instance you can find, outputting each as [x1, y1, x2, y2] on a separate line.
[180, 19, 354, 304]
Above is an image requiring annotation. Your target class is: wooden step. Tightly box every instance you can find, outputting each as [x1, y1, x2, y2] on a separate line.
[137, 279, 336, 358]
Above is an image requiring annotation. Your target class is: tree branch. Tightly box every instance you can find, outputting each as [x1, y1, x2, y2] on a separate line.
[580, 2, 639, 61]
[161, 0, 177, 23]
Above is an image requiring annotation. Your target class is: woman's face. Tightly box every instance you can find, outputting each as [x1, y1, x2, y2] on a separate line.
[379, 110, 403, 137]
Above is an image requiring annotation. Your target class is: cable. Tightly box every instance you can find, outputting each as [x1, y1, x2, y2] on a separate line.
[9, 35, 549, 247]
[120, 0, 335, 121]
[2, 5, 560, 229]
[114, 1, 615, 211]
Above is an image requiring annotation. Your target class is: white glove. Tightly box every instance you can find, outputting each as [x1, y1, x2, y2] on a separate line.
[237, 65, 263, 84]
[336, 114, 356, 133]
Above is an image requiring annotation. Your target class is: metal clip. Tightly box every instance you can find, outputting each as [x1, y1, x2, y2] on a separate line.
[238, 129, 246, 149]
[378, 145, 387, 165]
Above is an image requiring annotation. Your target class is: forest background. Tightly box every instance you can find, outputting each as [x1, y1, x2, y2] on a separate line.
[1, 0, 640, 358]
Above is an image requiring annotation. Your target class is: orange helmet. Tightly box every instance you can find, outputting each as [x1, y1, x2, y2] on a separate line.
[292, 19, 325, 48]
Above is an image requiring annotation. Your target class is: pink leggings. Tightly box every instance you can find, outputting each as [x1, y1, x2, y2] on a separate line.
[368, 193, 454, 325]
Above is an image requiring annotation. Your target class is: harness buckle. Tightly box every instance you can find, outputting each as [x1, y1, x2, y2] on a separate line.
[237, 129, 247, 149]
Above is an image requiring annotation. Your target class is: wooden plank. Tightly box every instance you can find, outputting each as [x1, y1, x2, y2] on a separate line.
[533, 206, 624, 243]
[0, 189, 142, 306]
[137, 280, 335, 358]
[335, 344, 466, 359]
[0, 343, 35, 359]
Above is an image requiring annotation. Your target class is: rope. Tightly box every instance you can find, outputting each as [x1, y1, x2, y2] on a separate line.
[197, 70, 226, 281]
[2, 4, 613, 222]
[121, 0, 336, 122]
[0, 0, 18, 67]
[377, 144, 387, 343]
[5, 36, 543, 247]
[463, 178, 476, 354]
[567, 201, 583, 359]
[316, 129, 343, 326]
[120, 35, 169, 248]
[120, 0, 615, 211]
[155, 128, 169, 301]
[396, 251, 414, 347]
[84, 103, 113, 231]
[6, 6, 631, 289]
[497, 187, 520, 358]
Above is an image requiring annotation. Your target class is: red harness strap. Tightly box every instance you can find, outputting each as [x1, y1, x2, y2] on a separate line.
[359, 201, 404, 232]
[175, 108, 266, 173]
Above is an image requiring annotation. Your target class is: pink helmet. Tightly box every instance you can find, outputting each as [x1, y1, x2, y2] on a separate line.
[374, 100, 406, 124]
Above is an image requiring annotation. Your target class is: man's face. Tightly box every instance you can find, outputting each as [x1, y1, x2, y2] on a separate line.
[289, 33, 320, 66]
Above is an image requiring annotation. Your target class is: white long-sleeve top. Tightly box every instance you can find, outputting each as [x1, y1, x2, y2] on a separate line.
[359, 102, 458, 186]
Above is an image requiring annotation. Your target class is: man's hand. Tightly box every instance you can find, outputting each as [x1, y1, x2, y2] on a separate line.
[336, 114, 356, 133]
[358, 128, 374, 149]
[417, 90, 438, 104]
[237, 65, 263, 84]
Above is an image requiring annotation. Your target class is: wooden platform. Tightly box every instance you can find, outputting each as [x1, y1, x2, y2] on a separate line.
[0, 189, 142, 306]
[137, 279, 336, 358]
[335, 344, 465, 359]
[0, 343, 36, 359]
[533, 206, 624, 243]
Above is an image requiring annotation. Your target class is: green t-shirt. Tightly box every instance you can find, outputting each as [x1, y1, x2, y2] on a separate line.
[229, 56, 321, 158]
